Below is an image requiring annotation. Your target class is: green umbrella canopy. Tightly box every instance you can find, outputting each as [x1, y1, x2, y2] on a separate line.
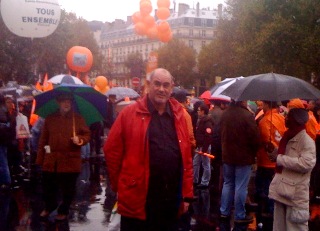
[34, 84, 107, 125]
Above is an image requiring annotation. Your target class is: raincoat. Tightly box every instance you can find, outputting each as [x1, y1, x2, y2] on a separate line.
[257, 109, 286, 168]
[36, 111, 90, 172]
[104, 95, 194, 220]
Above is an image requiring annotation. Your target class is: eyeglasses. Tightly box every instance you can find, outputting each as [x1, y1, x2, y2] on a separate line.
[152, 80, 171, 89]
[197, 109, 202, 112]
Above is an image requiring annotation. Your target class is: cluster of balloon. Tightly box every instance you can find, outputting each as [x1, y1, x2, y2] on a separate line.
[0, 0, 61, 38]
[94, 76, 110, 94]
[66, 46, 93, 77]
[133, 0, 172, 43]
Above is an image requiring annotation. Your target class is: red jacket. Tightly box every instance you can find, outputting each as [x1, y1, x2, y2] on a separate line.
[103, 96, 194, 220]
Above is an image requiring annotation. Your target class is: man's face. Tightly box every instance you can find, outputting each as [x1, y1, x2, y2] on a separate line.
[58, 99, 72, 114]
[5, 99, 14, 110]
[308, 100, 315, 110]
[285, 111, 296, 128]
[148, 70, 173, 106]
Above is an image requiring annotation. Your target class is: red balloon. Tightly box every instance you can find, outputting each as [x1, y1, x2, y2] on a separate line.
[132, 11, 142, 24]
[140, 1, 152, 16]
[157, 21, 170, 33]
[134, 22, 148, 35]
[157, 0, 170, 8]
[156, 7, 170, 20]
[66, 46, 93, 73]
[146, 25, 159, 39]
[142, 14, 156, 28]
[159, 30, 172, 43]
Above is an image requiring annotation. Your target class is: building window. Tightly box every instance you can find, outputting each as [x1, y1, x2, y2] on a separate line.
[213, 30, 217, 38]
[202, 30, 206, 37]
[202, 41, 206, 47]
[201, 19, 206, 27]
[189, 40, 193, 48]
[189, 29, 193, 36]
[188, 18, 194, 26]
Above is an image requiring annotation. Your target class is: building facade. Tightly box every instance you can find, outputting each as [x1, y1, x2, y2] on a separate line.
[97, 2, 223, 87]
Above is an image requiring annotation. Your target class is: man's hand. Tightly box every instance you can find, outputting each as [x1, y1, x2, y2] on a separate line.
[182, 202, 190, 214]
[71, 136, 83, 145]
[267, 148, 278, 162]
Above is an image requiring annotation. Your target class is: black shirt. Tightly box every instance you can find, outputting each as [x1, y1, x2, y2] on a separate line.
[146, 98, 182, 205]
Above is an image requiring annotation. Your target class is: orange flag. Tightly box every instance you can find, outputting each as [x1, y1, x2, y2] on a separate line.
[35, 81, 42, 91]
[42, 73, 53, 91]
[29, 99, 39, 126]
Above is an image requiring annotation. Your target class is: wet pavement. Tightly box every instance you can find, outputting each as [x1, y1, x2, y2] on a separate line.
[1, 155, 320, 231]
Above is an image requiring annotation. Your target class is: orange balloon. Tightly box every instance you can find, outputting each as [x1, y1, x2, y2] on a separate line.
[142, 14, 156, 28]
[156, 7, 170, 20]
[157, 21, 170, 33]
[157, 0, 170, 8]
[66, 46, 93, 73]
[134, 22, 148, 35]
[132, 11, 142, 24]
[146, 25, 159, 39]
[94, 76, 110, 94]
[159, 30, 172, 43]
[140, 1, 152, 16]
[95, 76, 108, 89]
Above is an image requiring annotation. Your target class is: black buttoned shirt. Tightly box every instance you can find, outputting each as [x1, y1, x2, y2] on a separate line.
[146, 98, 182, 206]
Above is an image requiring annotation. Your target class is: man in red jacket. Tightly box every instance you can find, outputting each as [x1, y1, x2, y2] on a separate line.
[104, 68, 194, 231]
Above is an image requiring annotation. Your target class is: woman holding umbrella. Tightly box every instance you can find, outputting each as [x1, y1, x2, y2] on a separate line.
[36, 93, 90, 221]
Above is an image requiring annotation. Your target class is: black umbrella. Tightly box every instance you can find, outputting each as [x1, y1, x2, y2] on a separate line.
[221, 73, 320, 101]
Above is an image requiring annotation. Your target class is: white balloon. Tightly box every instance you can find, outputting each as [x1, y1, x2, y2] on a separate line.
[1, 0, 61, 38]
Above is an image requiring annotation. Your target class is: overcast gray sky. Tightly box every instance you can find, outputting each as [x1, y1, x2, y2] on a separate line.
[59, 0, 225, 22]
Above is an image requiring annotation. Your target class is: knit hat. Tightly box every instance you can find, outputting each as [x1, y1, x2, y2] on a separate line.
[287, 98, 304, 109]
[288, 108, 309, 125]
[56, 93, 73, 102]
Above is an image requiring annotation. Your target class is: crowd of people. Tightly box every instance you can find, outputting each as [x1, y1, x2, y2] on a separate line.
[1, 68, 320, 231]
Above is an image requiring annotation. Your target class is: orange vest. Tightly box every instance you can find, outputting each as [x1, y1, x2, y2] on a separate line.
[257, 109, 286, 168]
[306, 111, 318, 140]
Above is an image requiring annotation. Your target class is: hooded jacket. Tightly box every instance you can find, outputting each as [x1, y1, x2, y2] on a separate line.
[104, 95, 194, 220]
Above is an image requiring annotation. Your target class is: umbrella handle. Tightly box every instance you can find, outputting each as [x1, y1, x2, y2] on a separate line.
[73, 112, 76, 137]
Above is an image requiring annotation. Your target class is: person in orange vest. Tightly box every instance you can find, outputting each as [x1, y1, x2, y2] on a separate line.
[287, 98, 318, 140]
[255, 101, 286, 226]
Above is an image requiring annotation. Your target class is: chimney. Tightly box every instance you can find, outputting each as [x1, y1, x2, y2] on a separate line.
[127, 16, 132, 24]
[178, 3, 189, 16]
[218, 4, 223, 18]
[196, 2, 200, 17]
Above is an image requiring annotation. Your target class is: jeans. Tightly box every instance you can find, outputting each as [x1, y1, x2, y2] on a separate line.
[0, 145, 11, 185]
[193, 147, 211, 186]
[75, 162, 90, 202]
[81, 143, 90, 159]
[220, 163, 252, 220]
